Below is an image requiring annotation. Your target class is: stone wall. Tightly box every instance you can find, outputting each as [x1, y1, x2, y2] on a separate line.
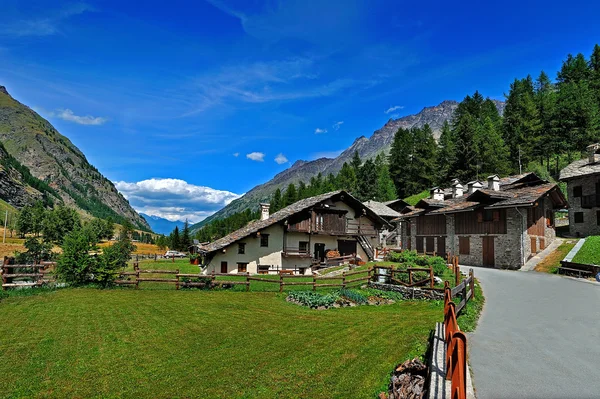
[567, 175, 600, 237]
[369, 281, 444, 300]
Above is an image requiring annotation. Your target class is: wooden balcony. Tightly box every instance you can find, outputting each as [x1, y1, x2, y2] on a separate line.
[282, 247, 312, 258]
[581, 194, 600, 209]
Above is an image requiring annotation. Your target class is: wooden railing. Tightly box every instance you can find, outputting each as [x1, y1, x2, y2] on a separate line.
[443, 268, 474, 399]
[1, 260, 56, 290]
[371, 265, 435, 288]
[282, 247, 311, 257]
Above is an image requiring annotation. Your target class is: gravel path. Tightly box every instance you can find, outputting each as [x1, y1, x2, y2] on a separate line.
[465, 267, 600, 399]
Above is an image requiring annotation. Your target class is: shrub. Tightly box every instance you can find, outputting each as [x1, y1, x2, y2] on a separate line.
[427, 256, 448, 276]
[337, 288, 367, 304]
[361, 288, 405, 301]
[14, 237, 55, 264]
[56, 227, 99, 286]
[287, 291, 339, 308]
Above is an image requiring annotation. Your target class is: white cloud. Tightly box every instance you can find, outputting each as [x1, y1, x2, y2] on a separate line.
[233, 152, 239, 157]
[314, 128, 327, 134]
[332, 121, 344, 130]
[274, 153, 288, 164]
[246, 152, 265, 162]
[48, 108, 107, 125]
[1, 3, 94, 37]
[385, 105, 404, 114]
[114, 178, 242, 223]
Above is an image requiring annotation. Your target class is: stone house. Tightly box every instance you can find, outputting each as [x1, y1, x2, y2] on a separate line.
[394, 173, 567, 269]
[559, 143, 600, 237]
[199, 191, 391, 275]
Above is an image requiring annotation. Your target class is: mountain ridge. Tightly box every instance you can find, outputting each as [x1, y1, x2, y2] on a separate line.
[191, 98, 504, 231]
[0, 85, 151, 230]
[140, 213, 186, 236]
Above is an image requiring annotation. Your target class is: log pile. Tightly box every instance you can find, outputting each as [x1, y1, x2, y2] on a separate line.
[325, 250, 340, 258]
[380, 358, 427, 399]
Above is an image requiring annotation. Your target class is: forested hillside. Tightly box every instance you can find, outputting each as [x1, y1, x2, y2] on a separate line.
[0, 86, 150, 230]
[192, 44, 600, 242]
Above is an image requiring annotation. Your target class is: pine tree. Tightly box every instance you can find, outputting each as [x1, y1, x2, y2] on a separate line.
[436, 121, 456, 184]
[388, 127, 413, 198]
[451, 98, 480, 181]
[357, 158, 378, 201]
[590, 44, 600, 106]
[324, 173, 337, 192]
[534, 71, 557, 166]
[476, 116, 511, 176]
[170, 226, 181, 251]
[409, 125, 438, 193]
[181, 219, 191, 251]
[350, 150, 362, 174]
[283, 183, 297, 207]
[336, 162, 358, 193]
[271, 188, 282, 212]
[375, 163, 396, 202]
[297, 181, 307, 200]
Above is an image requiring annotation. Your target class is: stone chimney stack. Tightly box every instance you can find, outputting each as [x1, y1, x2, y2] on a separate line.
[430, 187, 444, 201]
[487, 175, 500, 191]
[467, 180, 483, 195]
[452, 180, 464, 198]
[587, 143, 600, 164]
[260, 203, 270, 221]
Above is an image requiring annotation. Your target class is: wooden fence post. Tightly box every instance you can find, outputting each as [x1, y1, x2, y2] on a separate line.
[246, 273, 250, 292]
[312, 273, 316, 291]
[176, 269, 180, 290]
[154, 253, 157, 262]
[279, 273, 284, 293]
[172, 254, 175, 263]
[390, 265, 394, 285]
[429, 266, 434, 288]
[342, 271, 346, 289]
[455, 263, 460, 286]
[408, 268, 413, 285]
[469, 269, 474, 299]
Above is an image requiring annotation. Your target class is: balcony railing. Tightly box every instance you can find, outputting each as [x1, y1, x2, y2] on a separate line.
[282, 247, 311, 258]
[581, 194, 600, 209]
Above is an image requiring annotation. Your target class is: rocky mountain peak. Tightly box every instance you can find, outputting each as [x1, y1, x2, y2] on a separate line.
[0, 86, 8, 95]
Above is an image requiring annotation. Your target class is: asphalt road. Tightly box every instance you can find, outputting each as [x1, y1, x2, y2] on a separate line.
[465, 267, 600, 399]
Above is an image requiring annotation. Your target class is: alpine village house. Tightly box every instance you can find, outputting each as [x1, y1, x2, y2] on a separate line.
[395, 173, 567, 269]
[199, 191, 390, 275]
[559, 143, 600, 237]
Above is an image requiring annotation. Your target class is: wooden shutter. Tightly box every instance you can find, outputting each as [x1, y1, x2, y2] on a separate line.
[459, 237, 470, 255]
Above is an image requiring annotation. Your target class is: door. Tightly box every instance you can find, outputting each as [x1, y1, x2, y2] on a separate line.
[482, 237, 495, 267]
[314, 243, 326, 262]
[437, 236, 446, 257]
[426, 237, 435, 253]
[220, 261, 228, 274]
[531, 237, 537, 254]
[337, 240, 357, 256]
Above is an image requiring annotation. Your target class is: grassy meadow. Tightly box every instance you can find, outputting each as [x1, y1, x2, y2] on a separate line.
[572, 236, 600, 265]
[0, 287, 442, 398]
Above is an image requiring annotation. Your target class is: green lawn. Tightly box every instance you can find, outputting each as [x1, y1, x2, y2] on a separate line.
[572, 236, 600, 265]
[0, 288, 442, 399]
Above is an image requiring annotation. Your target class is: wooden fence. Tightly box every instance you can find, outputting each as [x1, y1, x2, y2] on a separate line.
[443, 268, 475, 399]
[115, 265, 373, 292]
[372, 265, 436, 289]
[1, 261, 56, 290]
[558, 260, 599, 278]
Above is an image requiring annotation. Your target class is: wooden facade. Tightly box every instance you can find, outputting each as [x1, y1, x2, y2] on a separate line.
[527, 205, 545, 237]
[416, 215, 446, 235]
[455, 209, 507, 235]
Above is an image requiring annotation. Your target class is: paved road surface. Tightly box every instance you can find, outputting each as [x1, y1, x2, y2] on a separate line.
[465, 267, 600, 399]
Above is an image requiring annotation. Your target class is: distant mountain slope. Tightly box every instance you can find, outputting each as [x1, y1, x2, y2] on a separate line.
[192, 99, 504, 231]
[0, 85, 150, 230]
[0, 141, 44, 208]
[140, 213, 185, 235]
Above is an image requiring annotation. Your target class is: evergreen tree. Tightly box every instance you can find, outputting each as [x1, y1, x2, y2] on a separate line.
[388, 127, 413, 198]
[451, 99, 480, 181]
[324, 173, 337, 192]
[336, 162, 358, 193]
[283, 183, 297, 207]
[271, 188, 282, 212]
[181, 219, 191, 251]
[476, 116, 511, 176]
[590, 44, 600, 106]
[375, 163, 396, 202]
[357, 158, 378, 200]
[534, 71, 558, 166]
[502, 76, 541, 171]
[16, 206, 33, 237]
[436, 121, 456, 184]
[297, 181, 307, 200]
[409, 124, 438, 193]
[170, 226, 181, 251]
[350, 150, 362, 174]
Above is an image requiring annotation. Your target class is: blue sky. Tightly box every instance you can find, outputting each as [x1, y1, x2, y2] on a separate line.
[1, 0, 599, 223]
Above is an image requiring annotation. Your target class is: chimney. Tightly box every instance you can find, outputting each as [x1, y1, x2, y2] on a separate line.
[430, 187, 444, 201]
[259, 203, 270, 221]
[587, 143, 600, 164]
[452, 181, 464, 198]
[487, 174, 500, 191]
[467, 180, 483, 195]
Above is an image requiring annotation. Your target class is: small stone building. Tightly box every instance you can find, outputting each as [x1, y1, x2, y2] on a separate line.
[559, 143, 600, 237]
[199, 191, 390, 275]
[395, 173, 567, 269]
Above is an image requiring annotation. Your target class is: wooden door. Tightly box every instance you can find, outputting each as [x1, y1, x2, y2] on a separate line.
[437, 236, 446, 257]
[482, 237, 495, 267]
[314, 243, 326, 262]
[531, 237, 537, 254]
[426, 237, 435, 253]
[220, 261, 228, 274]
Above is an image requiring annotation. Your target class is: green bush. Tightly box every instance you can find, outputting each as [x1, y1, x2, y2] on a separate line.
[337, 288, 367, 304]
[361, 288, 405, 301]
[386, 250, 447, 276]
[287, 291, 339, 308]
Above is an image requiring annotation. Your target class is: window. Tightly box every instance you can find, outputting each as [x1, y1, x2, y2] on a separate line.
[573, 186, 583, 198]
[574, 212, 584, 224]
[483, 210, 494, 222]
[459, 237, 470, 255]
[260, 234, 269, 247]
[299, 241, 309, 253]
[237, 262, 248, 273]
[416, 236, 424, 253]
[238, 243, 246, 254]
[220, 262, 228, 274]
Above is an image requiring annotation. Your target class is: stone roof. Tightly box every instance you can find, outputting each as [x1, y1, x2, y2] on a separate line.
[200, 190, 389, 254]
[559, 155, 600, 181]
[364, 200, 400, 218]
